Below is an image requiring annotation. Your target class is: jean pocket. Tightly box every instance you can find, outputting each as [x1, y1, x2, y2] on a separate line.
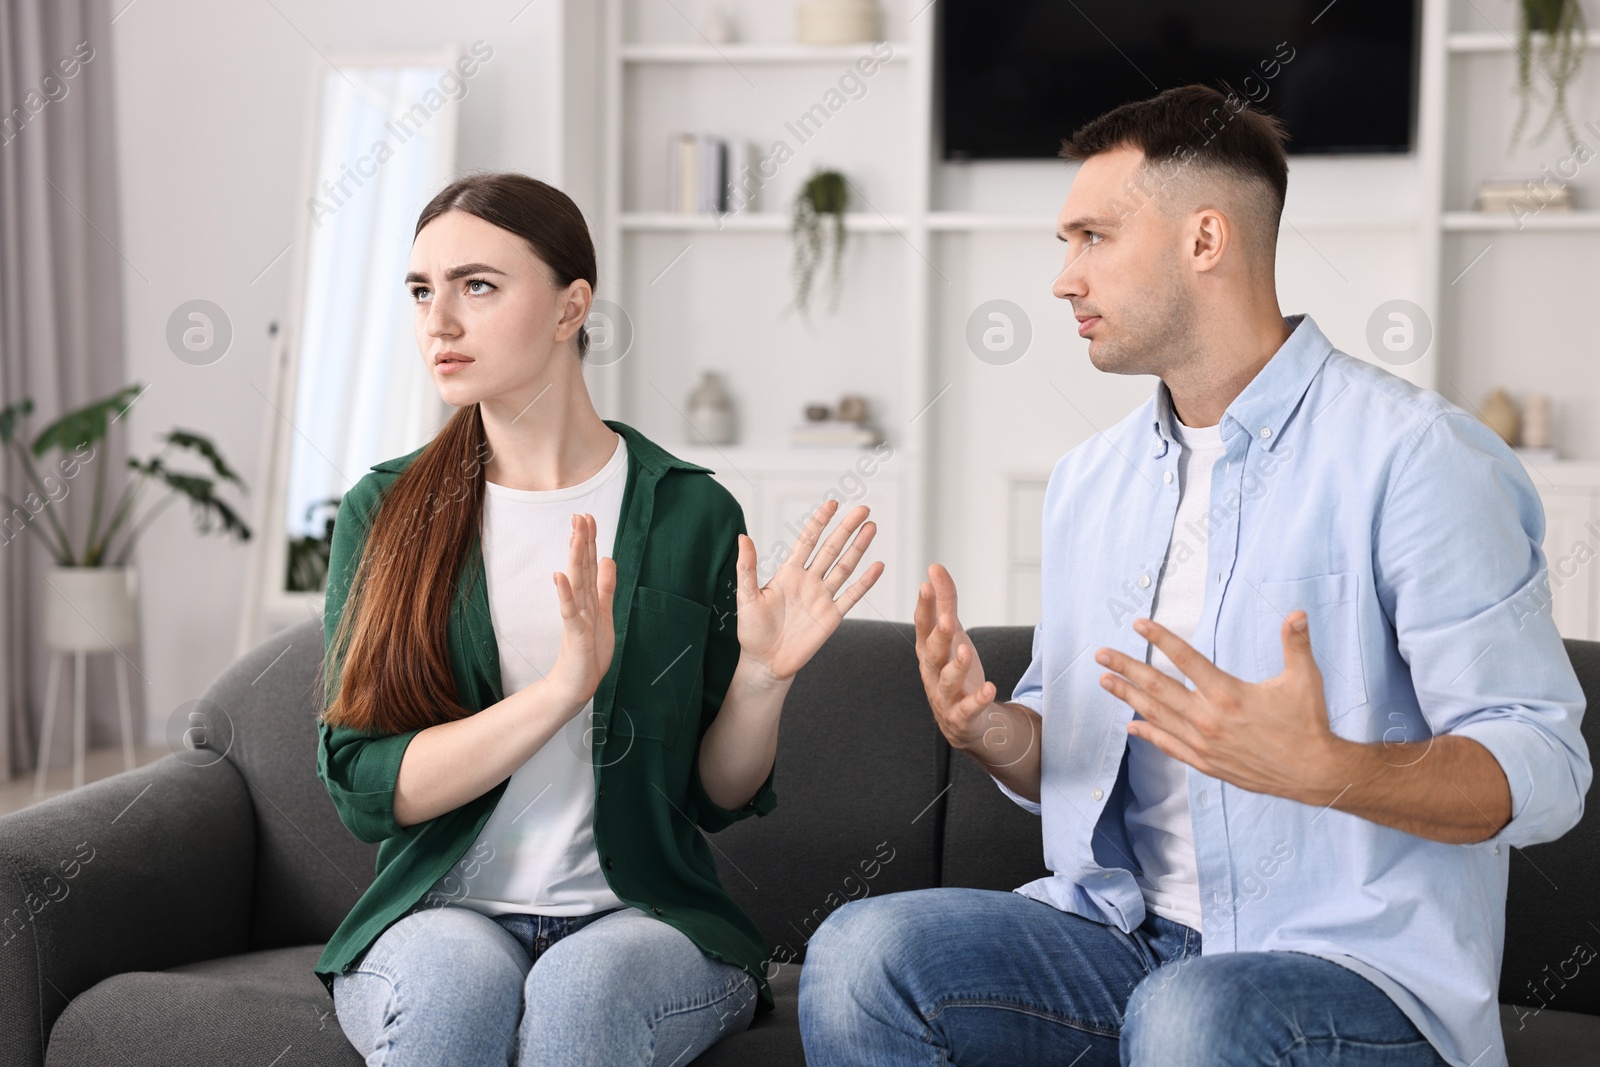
[612, 585, 710, 750]
[1250, 571, 1368, 723]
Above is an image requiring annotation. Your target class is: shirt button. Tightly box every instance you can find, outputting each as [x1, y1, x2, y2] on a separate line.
[1092, 788, 1104, 801]
[1260, 427, 1271, 438]
[652, 905, 664, 915]
[1492, 845, 1502, 855]
[1163, 470, 1174, 485]
[1138, 574, 1151, 588]
[1199, 790, 1208, 807]
[604, 857, 614, 869]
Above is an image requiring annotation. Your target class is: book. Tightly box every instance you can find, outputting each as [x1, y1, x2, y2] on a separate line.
[666, 134, 756, 214]
[790, 421, 883, 447]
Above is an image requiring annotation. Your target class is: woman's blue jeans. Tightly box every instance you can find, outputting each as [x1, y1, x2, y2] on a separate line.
[332, 902, 758, 1066]
[798, 887, 1448, 1066]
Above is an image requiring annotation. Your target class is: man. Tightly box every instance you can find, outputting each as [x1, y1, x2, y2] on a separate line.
[797, 84, 1591, 1066]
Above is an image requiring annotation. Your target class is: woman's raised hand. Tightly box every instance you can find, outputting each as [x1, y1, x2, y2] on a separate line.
[736, 499, 885, 682]
[546, 513, 618, 714]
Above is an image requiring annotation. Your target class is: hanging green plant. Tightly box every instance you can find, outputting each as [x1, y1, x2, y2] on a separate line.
[1509, 0, 1587, 150]
[791, 169, 849, 316]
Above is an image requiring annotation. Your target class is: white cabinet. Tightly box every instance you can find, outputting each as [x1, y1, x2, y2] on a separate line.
[1523, 461, 1600, 640]
[675, 444, 907, 623]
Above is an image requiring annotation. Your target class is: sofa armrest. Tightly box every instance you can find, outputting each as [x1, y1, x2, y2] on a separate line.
[0, 753, 256, 1067]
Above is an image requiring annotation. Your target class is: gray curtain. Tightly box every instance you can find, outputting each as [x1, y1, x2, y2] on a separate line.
[0, 0, 135, 782]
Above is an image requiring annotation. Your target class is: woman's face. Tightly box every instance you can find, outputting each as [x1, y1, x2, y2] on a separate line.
[405, 209, 591, 408]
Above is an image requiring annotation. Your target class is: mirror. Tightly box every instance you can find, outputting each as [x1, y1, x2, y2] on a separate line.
[239, 49, 461, 651]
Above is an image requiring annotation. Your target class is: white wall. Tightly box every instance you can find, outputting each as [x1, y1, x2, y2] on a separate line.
[111, 0, 566, 743]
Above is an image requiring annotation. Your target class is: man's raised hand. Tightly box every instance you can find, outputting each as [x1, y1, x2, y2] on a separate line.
[913, 564, 999, 751]
[1096, 612, 1340, 801]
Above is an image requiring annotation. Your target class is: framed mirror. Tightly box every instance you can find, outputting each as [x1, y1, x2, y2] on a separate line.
[238, 48, 462, 652]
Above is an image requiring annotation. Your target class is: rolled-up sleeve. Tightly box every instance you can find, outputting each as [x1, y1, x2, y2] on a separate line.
[317, 722, 424, 843]
[1374, 411, 1591, 848]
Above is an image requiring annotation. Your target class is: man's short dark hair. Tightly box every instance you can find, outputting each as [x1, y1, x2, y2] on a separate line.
[1060, 84, 1291, 259]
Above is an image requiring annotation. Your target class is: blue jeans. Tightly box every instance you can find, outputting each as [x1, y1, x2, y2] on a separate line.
[798, 887, 1448, 1066]
[332, 902, 758, 1066]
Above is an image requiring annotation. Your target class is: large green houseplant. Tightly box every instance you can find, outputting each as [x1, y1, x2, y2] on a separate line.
[0, 383, 250, 652]
[0, 384, 250, 565]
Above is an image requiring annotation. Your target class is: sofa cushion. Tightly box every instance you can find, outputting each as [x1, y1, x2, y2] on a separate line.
[685, 964, 803, 1066]
[45, 943, 794, 1066]
[1501, 1002, 1600, 1065]
[45, 944, 361, 1067]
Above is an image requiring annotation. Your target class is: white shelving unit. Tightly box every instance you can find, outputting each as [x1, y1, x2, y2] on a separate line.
[1416, 0, 1600, 395]
[1416, 0, 1600, 636]
[595, 0, 934, 621]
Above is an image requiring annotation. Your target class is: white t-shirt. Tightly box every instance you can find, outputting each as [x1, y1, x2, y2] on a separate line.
[426, 432, 629, 917]
[1122, 415, 1227, 932]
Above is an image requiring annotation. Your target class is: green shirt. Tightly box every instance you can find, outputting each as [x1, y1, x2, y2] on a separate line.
[312, 420, 778, 1015]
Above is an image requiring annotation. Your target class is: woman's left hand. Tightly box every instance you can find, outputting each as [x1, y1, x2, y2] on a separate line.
[735, 499, 885, 682]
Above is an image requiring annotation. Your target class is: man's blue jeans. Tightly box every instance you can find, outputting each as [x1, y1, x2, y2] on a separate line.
[798, 887, 1448, 1066]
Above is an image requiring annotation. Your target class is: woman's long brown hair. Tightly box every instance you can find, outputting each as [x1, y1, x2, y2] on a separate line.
[318, 172, 598, 735]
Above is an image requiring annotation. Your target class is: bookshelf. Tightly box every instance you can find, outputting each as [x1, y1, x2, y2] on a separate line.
[594, 0, 934, 620]
[1413, 0, 1600, 635]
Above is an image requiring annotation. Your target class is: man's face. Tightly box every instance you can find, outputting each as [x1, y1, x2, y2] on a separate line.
[1052, 146, 1194, 377]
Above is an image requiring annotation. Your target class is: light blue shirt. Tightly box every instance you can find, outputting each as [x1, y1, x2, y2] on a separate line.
[1001, 312, 1591, 1067]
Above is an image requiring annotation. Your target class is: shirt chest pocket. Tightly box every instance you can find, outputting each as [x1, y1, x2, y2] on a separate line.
[1251, 571, 1368, 725]
[611, 585, 710, 751]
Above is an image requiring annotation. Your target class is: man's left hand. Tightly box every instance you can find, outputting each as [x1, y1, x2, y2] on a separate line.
[1096, 611, 1344, 804]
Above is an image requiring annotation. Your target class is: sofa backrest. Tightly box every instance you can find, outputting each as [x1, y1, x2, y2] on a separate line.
[211, 616, 1598, 1018]
[708, 620, 950, 970]
[1498, 639, 1600, 1018]
[938, 626, 1052, 893]
[202, 616, 377, 950]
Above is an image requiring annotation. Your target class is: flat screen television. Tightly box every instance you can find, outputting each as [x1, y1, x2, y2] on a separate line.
[939, 0, 1421, 160]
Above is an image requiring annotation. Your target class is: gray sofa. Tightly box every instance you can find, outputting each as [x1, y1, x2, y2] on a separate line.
[2, 618, 1596, 1066]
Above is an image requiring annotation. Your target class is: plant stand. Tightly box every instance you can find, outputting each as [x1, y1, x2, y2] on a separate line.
[35, 567, 140, 797]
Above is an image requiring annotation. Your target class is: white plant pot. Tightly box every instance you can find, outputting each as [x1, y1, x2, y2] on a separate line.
[797, 0, 880, 44]
[44, 566, 139, 652]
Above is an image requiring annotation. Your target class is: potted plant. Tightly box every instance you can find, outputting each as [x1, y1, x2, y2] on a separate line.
[791, 168, 850, 316]
[1509, 0, 1587, 150]
[0, 384, 250, 651]
[287, 496, 341, 592]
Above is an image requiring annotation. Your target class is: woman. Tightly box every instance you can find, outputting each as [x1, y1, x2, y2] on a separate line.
[312, 172, 883, 1066]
